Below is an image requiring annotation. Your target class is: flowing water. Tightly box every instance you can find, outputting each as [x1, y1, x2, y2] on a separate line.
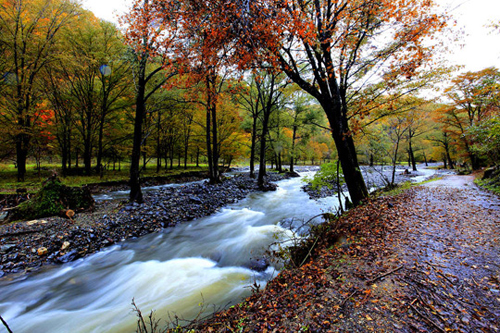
[0, 172, 339, 333]
[0, 165, 443, 332]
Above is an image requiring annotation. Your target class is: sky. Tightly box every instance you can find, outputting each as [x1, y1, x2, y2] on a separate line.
[81, 0, 500, 73]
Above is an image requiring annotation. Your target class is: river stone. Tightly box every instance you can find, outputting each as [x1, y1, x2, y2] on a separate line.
[57, 250, 79, 263]
[190, 196, 203, 204]
[61, 241, 70, 251]
[247, 258, 269, 272]
[37, 247, 48, 256]
[286, 171, 301, 178]
[0, 244, 16, 253]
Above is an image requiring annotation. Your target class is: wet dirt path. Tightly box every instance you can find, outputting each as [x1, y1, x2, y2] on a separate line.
[392, 175, 500, 332]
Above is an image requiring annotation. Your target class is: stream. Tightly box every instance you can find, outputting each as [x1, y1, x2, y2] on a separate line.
[0, 171, 338, 332]
[0, 165, 442, 332]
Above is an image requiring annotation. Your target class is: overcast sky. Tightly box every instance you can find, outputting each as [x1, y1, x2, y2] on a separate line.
[81, 0, 500, 73]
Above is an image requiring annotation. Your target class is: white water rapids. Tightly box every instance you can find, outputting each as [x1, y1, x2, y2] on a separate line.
[0, 165, 441, 332]
[0, 172, 338, 332]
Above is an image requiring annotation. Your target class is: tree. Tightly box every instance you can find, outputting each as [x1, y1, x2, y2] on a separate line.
[441, 68, 500, 169]
[254, 71, 288, 188]
[42, 64, 75, 174]
[0, 0, 79, 181]
[287, 92, 324, 173]
[236, 75, 263, 178]
[404, 105, 432, 171]
[143, 0, 243, 184]
[133, 0, 448, 205]
[467, 115, 500, 165]
[53, 15, 132, 175]
[225, 0, 448, 205]
[379, 114, 409, 186]
[123, 0, 177, 202]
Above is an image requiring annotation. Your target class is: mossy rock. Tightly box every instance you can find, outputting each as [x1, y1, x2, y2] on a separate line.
[6, 177, 94, 222]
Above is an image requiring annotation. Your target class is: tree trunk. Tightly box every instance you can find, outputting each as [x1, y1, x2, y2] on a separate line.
[75, 148, 79, 168]
[391, 140, 400, 186]
[290, 125, 297, 173]
[67, 128, 72, 170]
[129, 62, 146, 203]
[446, 149, 454, 169]
[96, 114, 106, 177]
[324, 102, 368, 206]
[156, 113, 162, 173]
[249, 114, 258, 178]
[15, 136, 28, 182]
[206, 96, 214, 181]
[61, 140, 68, 176]
[258, 108, 271, 188]
[409, 139, 417, 171]
[83, 137, 92, 176]
[211, 102, 220, 181]
[206, 72, 221, 184]
[184, 139, 189, 169]
[15, 104, 31, 182]
[83, 105, 93, 176]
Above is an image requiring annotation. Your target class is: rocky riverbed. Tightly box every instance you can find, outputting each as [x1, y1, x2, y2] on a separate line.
[0, 172, 290, 278]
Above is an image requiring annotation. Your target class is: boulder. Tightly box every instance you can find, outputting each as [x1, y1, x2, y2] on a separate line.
[483, 167, 498, 180]
[57, 250, 79, 263]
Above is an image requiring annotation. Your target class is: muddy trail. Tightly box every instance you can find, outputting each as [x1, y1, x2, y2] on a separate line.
[192, 174, 500, 332]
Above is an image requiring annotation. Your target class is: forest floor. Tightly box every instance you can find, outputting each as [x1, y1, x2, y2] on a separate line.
[189, 173, 500, 332]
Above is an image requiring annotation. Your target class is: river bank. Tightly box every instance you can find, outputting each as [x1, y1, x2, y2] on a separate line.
[188, 173, 500, 332]
[0, 172, 290, 278]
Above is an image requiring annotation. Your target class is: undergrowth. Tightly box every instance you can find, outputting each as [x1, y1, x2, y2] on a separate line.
[475, 166, 500, 195]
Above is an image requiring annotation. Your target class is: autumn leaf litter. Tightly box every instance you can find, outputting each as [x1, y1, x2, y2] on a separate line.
[190, 175, 500, 332]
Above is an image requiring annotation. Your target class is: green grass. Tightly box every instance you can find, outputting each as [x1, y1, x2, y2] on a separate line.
[0, 161, 209, 194]
[372, 176, 442, 198]
[414, 176, 443, 185]
[475, 178, 500, 196]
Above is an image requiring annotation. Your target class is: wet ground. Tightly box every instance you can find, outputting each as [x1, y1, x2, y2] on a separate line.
[392, 176, 500, 332]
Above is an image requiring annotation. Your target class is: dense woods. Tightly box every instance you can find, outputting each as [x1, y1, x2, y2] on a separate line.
[0, 0, 499, 202]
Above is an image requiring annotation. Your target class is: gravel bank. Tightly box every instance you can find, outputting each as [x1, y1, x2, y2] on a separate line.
[0, 173, 288, 277]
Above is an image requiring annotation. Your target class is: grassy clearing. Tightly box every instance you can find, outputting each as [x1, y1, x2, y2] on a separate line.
[0, 161, 209, 194]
